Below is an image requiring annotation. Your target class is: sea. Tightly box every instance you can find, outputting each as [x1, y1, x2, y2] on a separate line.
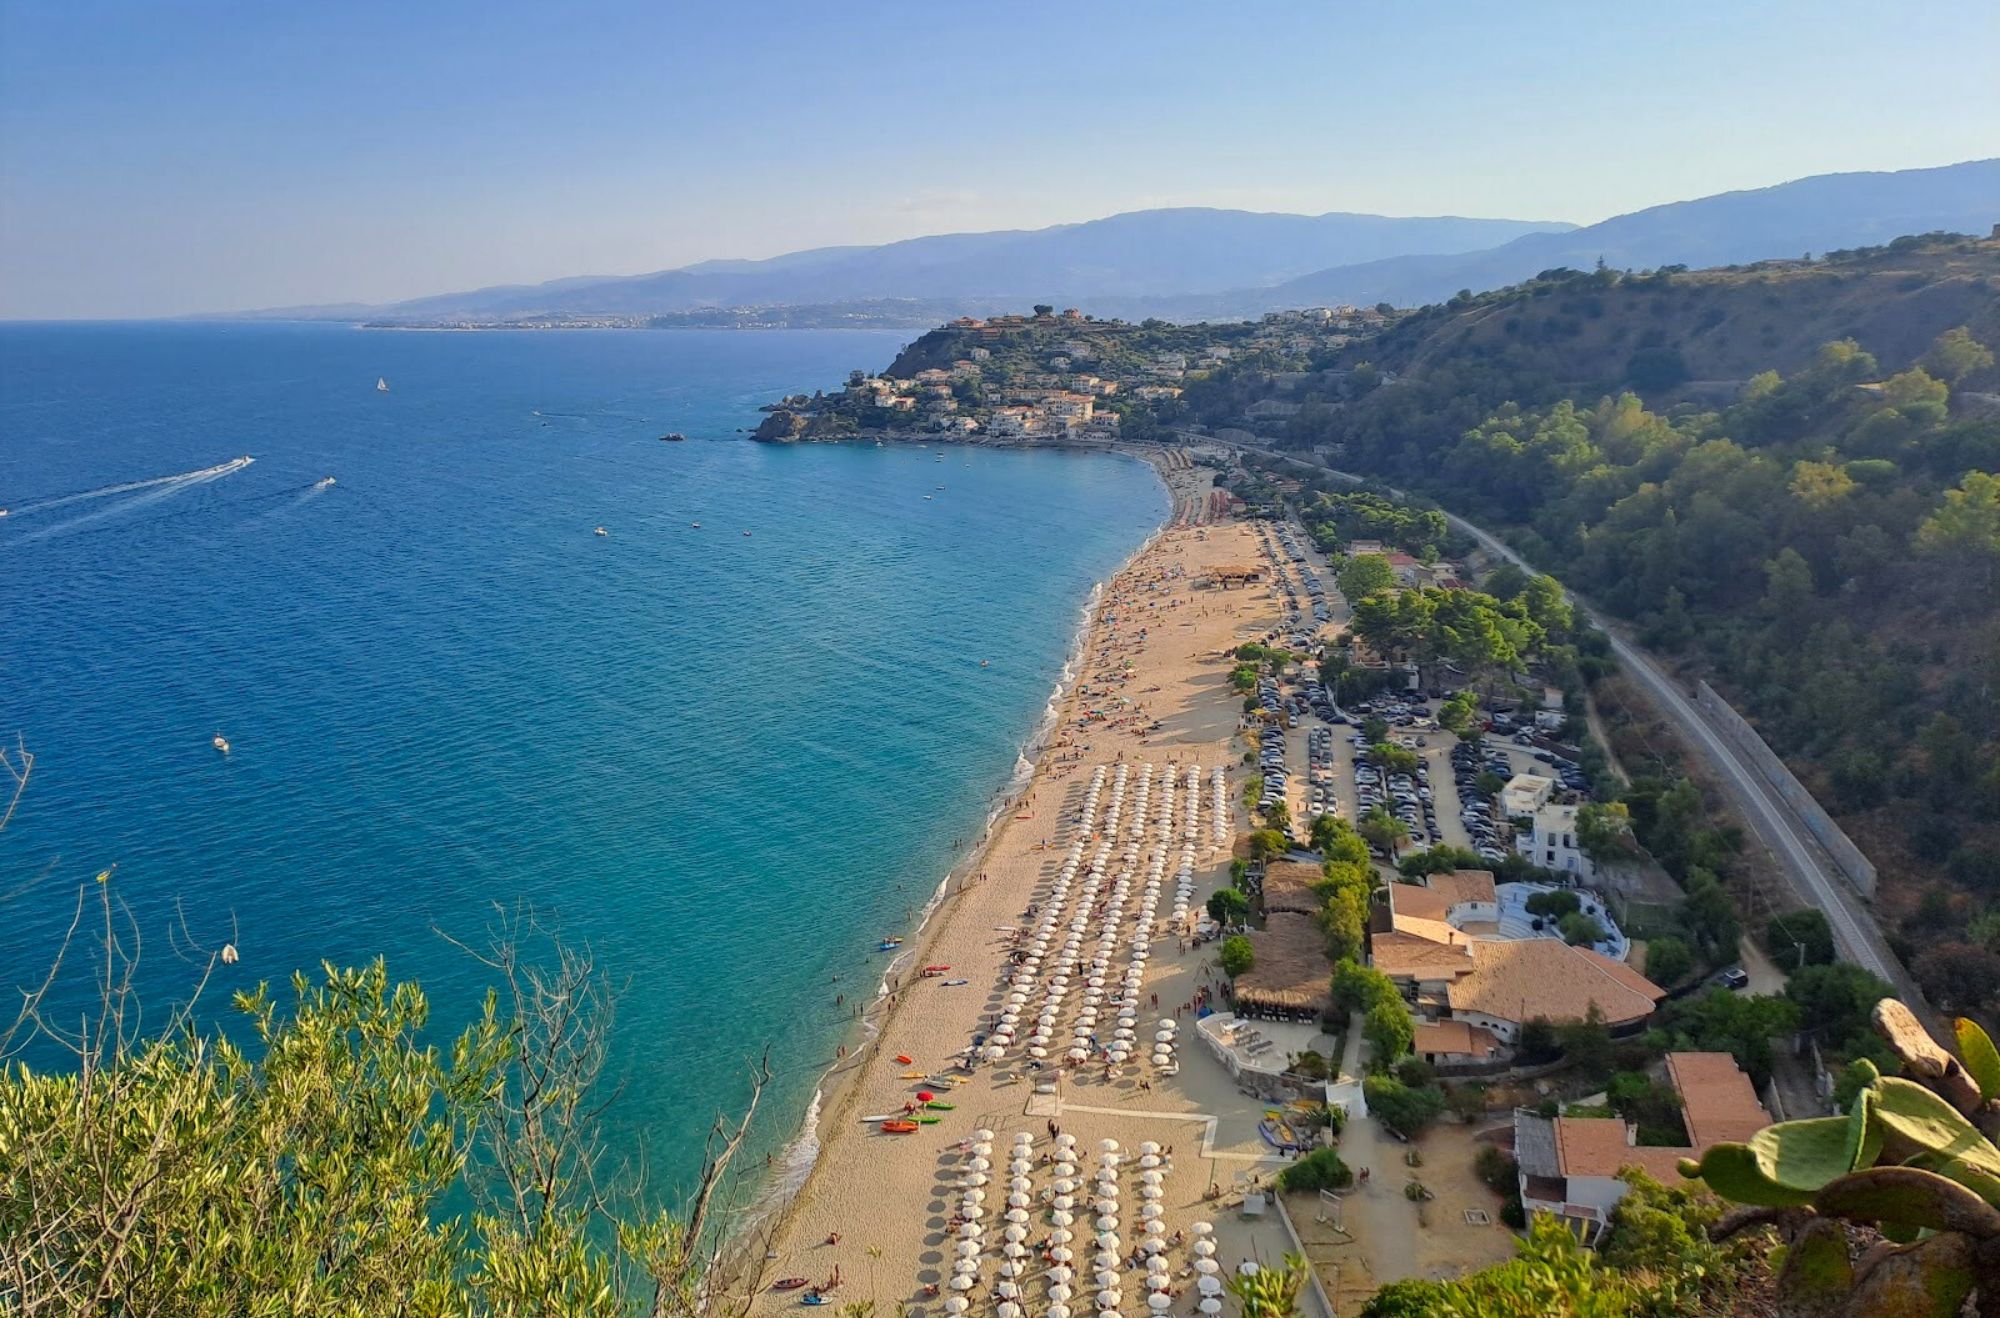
[0, 321, 1167, 1210]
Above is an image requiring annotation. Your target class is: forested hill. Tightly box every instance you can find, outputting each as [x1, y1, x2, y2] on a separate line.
[1211, 233, 2000, 1013]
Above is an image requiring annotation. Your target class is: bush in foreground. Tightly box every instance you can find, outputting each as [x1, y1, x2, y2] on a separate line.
[1276, 1146, 1352, 1193]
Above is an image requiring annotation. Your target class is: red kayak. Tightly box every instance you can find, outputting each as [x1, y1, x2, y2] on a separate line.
[880, 1120, 920, 1134]
[772, 1279, 811, 1292]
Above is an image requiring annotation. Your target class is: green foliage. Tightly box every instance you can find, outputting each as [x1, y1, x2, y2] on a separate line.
[1225, 1251, 1311, 1318]
[1364, 1000, 1416, 1064]
[1555, 1004, 1615, 1078]
[1337, 552, 1397, 600]
[1206, 887, 1251, 926]
[1247, 828, 1286, 861]
[1368, 741, 1420, 775]
[1524, 888, 1581, 920]
[1362, 1074, 1445, 1138]
[1765, 908, 1837, 967]
[1218, 934, 1256, 978]
[1473, 1145, 1518, 1195]
[0, 953, 719, 1317]
[1573, 801, 1633, 862]
[1786, 962, 1896, 1049]
[1330, 958, 1402, 1018]
[1358, 805, 1410, 856]
[1651, 988, 1800, 1084]
[1311, 813, 1372, 866]
[1437, 690, 1479, 736]
[1276, 1147, 1352, 1193]
[1557, 911, 1607, 946]
[1639, 935, 1694, 989]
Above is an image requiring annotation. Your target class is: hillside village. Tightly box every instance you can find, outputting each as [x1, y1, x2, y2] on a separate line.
[750, 304, 1389, 444]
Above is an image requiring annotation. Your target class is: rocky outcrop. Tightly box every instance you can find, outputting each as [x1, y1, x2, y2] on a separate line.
[751, 409, 808, 443]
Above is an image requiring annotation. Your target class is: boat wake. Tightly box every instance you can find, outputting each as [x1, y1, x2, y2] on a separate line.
[9, 456, 254, 543]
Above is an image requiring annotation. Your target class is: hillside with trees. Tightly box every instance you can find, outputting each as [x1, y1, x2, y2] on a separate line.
[1224, 235, 2000, 1012]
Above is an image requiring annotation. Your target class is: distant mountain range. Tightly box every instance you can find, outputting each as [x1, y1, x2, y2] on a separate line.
[232, 159, 2000, 325]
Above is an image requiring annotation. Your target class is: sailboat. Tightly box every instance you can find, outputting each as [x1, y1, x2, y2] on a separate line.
[376, 377, 390, 393]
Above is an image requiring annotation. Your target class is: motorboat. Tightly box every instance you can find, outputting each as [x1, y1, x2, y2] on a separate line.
[212, 734, 230, 754]
[594, 526, 609, 537]
[660, 432, 687, 442]
[316, 476, 336, 489]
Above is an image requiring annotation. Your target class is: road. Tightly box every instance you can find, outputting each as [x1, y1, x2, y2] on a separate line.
[1312, 467, 1911, 994]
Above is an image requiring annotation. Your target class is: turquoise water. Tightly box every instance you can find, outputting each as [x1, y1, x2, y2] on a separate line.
[0, 322, 1166, 1199]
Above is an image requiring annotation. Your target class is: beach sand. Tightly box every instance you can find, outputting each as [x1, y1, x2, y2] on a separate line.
[739, 459, 1317, 1317]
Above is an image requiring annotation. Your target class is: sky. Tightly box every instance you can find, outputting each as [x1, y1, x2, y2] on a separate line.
[2, 0, 1997, 320]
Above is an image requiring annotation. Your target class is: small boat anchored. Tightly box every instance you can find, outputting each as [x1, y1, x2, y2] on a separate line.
[594, 526, 609, 537]
[376, 377, 390, 393]
[212, 734, 230, 754]
[659, 432, 687, 442]
[315, 476, 336, 489]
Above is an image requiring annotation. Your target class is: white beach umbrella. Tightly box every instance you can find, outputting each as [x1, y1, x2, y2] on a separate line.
[958, 1223, 980, 1239]
[1198, 1300, 1222, 1316]
[1189, 1221, 1212, 1236]
[965, 1172, 991, 1186]
[999, 1303, 1022, 1318]
[1196, 1276, 1223, 1297]
[1051, 1245, 1074, 1262]
[1139, 1187, 1162, 1203]
[964, 1206, 986, 1221]
[1048, 1307, 1071, 1318]
[968, 1157, 991, 1173]
[966, 1188, 987, 1204]
[1055, 1132, 1077, 1149]
[1005, 1208, 1029, 1224]
[1097, 1289, 1123, 1308]
[1138, 1204, 1163, 1221]
[956, 1240, 980, 1259]
[948, 1276, 975, 1292]
[1148, 1291, 1173, 1310]
[996, 1282, 1020, 1300]
[1049, 1285, 1074, 1303]
[1096, 1233, 1119, 1250]
[999, 1261, 1022, 1278]
[1051, 1229, 1074, 1246]
[1053, 1195, 1075, 1212]
[1008, 1193, 1031, 1209]
[1099, 1139, 1121, 1153]
[1191, 1240, 1216, 1257]
[1139, 1170, 1163, 1186]
[1146, 1256, 1170, 1276]
[1140, 1237, 1165, 1255]
[1193, 1259, 1218, 1276]
[1004, 1241, 1028, 1258]
[943, 1299, 968, 1315]
[1051, 1211, 1074, 1227]
[1137, 1156, 1160, 1171]
[1096, 1215, 1120, 1232]
[1010, 1158, 1032, 1174]
[974, 1129, 996, 1141]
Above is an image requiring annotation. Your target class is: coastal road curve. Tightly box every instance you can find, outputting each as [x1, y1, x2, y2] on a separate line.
[1305, 464, 1909, 993]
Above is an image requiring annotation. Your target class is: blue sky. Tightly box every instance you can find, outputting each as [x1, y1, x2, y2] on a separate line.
[3, 0, 1996, 319]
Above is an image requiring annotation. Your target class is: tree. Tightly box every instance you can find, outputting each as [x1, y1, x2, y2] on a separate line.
[0, 896, 765, 1317]
[1574, 801, 1634, 862]
[1525, 888, 1581, 920]
[1917, 470, 2000, 567]
[1369, 741, 1419, 775]
[1641, 935, 1694, 988]
[1205, 888, 1251, 927]
[1364, 1000, 1415, 1063]
[1247, 828, 1287, 861]
[1762, 545, 1816, 620]
[1764, 908, 1836, 967]
[1362, 1075, 1445, 1138]
[1330, 958, 1401, 1017]
[1311, 813, 1371, 866]
[1218, 934, 1256, 978]
[1679, 866, 1743, 969]
[1516, 1018, 1562, 1064]
[1654, 989, 1799, 1083]
[1337, 553, 1396, 601]
[1437, 690, 1479, 736]
[1924, 325, 1996, 382]
[1558, 911, 1607, 946]
[1263, 799, 1292, 833]
[1556, 1004, 1615, 1078]
[1785, 962, 1893, 1047]
[1913, 942, 2000, 1015]
[1358, 805, 1409, 858]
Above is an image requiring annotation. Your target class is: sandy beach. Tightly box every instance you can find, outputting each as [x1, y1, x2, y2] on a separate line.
[739, 455, 1319, 1318]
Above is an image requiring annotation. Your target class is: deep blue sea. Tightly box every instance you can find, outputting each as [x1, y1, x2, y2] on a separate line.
[0, 322, 1166, 1203]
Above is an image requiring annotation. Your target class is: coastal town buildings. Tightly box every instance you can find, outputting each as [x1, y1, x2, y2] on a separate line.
[1369, 870, 1664, 1052]
[1513, 1052, 1771, 1242]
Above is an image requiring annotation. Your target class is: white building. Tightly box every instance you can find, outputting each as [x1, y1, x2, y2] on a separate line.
[1519, 801, 1594, 880]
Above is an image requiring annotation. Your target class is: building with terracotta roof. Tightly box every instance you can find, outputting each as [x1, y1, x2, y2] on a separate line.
[1445, 939, 1664, 1042]
[1515, 1052, 1771, 1241]
[1411, 1019, 1502, 1066]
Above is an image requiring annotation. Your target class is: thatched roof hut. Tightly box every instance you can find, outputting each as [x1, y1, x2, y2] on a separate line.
[1260, 860, 1325, 916]
[1234, 912, 1332, 1021]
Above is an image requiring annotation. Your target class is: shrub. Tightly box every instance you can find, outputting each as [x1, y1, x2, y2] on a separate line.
[1640, 935, 1694, 988]
[1764, 908, 1836, 966]
[1218, 935, 1255, 978]
[1363, 1074, 1446, 1138]
[1498, 1195, 1527, 1228]
[1290, 1050, 1330, 1082]
[1365, 1001, 1415, 1064]
[1558, 911, 1607, 946]
[1393, 1057, 1437, 1088]
[1276, 1146, 1352, 1193]
[1474, 1144, 1518, 1195]
[1205, 888, 1251, 926]
[1329, 959, 1401, 1016]
[1525, 889, 1581, 919]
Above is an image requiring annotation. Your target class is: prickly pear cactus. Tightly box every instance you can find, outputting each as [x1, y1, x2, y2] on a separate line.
[1687, 1001, 2000, 1316]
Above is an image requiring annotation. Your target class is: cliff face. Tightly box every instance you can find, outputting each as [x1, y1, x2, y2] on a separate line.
[751, 409, 808, 442]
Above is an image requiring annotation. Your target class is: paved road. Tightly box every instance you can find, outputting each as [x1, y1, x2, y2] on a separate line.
[1314, 468, 1910, 994]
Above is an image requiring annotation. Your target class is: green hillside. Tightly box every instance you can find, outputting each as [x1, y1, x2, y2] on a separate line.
[1212, 235, 2000, 1011]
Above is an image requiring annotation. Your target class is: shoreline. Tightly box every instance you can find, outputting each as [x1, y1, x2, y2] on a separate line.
[721, 450, 1309, 1318]
[720, 449, 1183, 1270]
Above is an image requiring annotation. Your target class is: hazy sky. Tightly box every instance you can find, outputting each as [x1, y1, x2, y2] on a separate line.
[3, 0, 1996, 319]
